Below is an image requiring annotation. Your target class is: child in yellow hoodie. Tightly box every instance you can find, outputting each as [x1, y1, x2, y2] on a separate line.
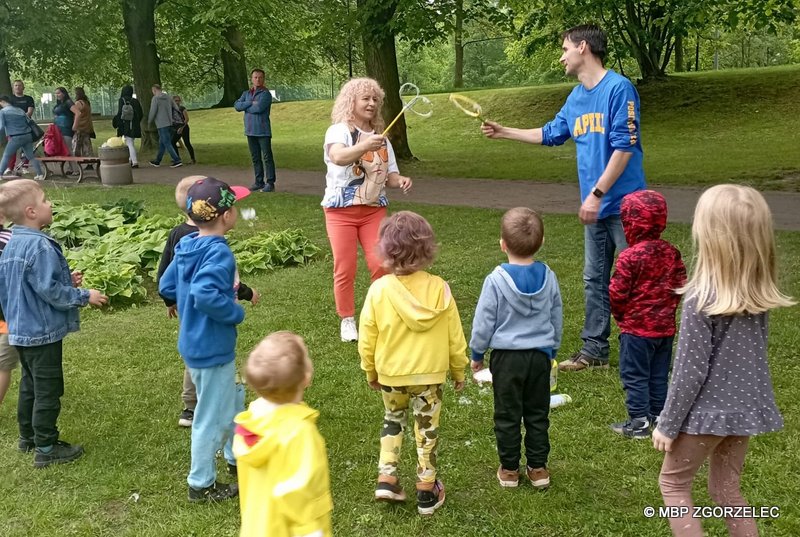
[233, 331, 332, 537]
[359, 210, 468, 516]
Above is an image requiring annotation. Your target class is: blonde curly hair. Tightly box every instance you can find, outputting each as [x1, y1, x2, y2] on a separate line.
[331, 77, 385, 132]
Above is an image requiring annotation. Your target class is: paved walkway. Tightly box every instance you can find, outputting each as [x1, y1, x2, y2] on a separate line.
[121, 165, 800, 231]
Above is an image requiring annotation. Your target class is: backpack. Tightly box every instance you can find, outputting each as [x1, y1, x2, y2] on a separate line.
[120, 98, 134, 121]
[171, 104, 185, 127]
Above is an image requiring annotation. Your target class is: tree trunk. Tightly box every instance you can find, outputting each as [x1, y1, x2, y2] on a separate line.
[122, 0, 161, 150]
[674, 34, 684, 72]
[695, 35, 701, 71]
[215, 25, 248, 108]
[357, 0, 413, 159]
[0, 51, 11, 96]
[453, 0, 464, 88]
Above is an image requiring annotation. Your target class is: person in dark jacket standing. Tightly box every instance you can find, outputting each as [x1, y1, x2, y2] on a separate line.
[52, 87, 78, 175]
[234, 69, 277, 193]
[112, 85, 144, 168]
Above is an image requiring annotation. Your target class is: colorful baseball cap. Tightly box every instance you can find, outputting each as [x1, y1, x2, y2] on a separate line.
[186, 177, 250, 222]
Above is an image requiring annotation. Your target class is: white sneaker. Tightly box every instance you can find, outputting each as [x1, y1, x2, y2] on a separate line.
[19, 167, 30, 175]
[33, 175, 45, 181]
[340, 317, 358, 342]
[2, 168, 12, 177]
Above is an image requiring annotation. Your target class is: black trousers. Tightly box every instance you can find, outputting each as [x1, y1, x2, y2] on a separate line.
[171, 125, 196, 162]
[490, 348, 551, 470]
[17, 340, 64, 447]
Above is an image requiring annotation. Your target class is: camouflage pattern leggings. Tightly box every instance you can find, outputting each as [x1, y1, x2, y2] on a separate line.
[379, 384, 442, 484]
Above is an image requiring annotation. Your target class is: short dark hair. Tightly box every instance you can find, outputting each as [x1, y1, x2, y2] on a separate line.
[501, 207, 544, 257]
[0, 95, 10, 103]
[562, 24, 607, 63]
[250, 68, 265, 76]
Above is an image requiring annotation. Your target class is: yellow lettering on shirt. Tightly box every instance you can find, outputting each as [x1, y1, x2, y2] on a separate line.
[573, 113, 605, 137]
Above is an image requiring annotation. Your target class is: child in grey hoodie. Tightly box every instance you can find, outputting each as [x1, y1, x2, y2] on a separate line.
[470, 207, 563, 490]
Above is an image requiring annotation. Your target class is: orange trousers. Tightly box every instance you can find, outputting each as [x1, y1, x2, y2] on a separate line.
[324, 205, 387, 318]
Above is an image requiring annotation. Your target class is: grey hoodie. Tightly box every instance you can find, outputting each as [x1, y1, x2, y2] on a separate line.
[147, 92, 180, 129]
[470, 264, 563, 359]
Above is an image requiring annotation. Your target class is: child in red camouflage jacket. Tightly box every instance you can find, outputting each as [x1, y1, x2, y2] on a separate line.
[609, 190, 686, 439]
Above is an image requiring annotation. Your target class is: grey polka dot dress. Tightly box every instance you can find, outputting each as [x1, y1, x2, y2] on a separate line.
[657, 296, 784, 439]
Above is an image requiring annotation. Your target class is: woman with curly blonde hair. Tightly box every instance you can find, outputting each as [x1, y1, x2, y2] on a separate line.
[322, 78, 412, 342]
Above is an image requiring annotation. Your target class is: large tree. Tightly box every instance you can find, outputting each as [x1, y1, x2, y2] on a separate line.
[122, 0, 162, 148]
[357, 0, 412, 159]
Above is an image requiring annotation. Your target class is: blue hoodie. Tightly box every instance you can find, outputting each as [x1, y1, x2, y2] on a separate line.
[470, 262, 563, 361]
[158, 233, 244, 368]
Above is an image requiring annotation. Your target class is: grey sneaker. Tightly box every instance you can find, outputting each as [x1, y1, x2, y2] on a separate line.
[610, 417, 651, 439]
[34, 441, 84, 468]
[558, 351, 609, 371]
[178, 408, 194, 428]
[18, 437, 35, 453]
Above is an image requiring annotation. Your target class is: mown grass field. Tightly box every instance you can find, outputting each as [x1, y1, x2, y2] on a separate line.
[92, 65, 800, 191]
[0, 184, 798, 536]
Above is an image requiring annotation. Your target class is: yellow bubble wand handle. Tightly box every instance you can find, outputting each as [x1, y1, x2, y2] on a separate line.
[382, 83, 432, 137]
[381, 105, 411, 137]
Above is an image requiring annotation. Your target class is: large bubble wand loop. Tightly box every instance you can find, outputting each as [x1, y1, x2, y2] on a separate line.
[381, 83, 433, 137]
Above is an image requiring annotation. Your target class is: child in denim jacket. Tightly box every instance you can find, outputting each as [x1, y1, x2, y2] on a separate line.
[0, 180, 107, 468]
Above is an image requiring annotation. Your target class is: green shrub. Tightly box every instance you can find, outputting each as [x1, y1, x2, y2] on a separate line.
[49, 203, 126, 248]
[229, 229, 321, 275]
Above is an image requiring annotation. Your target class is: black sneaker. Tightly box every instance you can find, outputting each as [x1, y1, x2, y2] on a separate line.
[170, 161, 183, 168]
[610, 417, 651, 439]
[18, 437, 35, 453]
[178, 408, 194, 428]
[131, 163, 139, 169]
[248, 183, 265, 191]
[261, 183, 275, 193]
[34, 441, 84, 468]
[416, 480, 445, 516]
[149, 160, 160, 167]
[188, 481, 238, 503]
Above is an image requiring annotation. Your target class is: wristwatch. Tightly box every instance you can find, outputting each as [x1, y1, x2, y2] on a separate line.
[591, 186, 605, 199]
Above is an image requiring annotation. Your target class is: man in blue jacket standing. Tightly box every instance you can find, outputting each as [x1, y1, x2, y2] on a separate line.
[481, 24, 646, 374]
[235, 69, 277, 193]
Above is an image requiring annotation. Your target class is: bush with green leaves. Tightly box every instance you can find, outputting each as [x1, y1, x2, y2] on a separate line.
[229, 229, 321, 275]
[53, 203, 320, 307]
[49, 203, 126, 248]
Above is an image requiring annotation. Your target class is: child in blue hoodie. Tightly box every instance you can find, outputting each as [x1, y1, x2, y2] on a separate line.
[159, 177, 250, 503]
[470, 207, 563, 490]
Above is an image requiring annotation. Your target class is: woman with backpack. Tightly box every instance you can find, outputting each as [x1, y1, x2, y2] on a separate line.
[113, 85, 144, 168]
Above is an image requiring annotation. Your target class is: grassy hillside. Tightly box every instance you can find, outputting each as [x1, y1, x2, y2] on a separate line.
[93, 65, 800, 190]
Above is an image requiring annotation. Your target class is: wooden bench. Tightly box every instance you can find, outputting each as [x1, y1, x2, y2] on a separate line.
[39, 156, 101, 183]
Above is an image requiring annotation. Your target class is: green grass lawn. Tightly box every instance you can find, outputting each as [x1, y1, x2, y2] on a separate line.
[92, 65, 800, 191]
[1, 185, 798, 536]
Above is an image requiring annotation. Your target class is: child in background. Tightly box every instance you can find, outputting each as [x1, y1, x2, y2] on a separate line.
[0, 208, 20, 406]
[470, 207, 563, 490]
[159, 177, 250, 502]
[653, 185, 792, 537]
[609, 190, 686, 438]
[157, 175, 259, 428]
[234, 331, 332, 537]
[359, 211, 468, 516]
[0, 180, 107, 467]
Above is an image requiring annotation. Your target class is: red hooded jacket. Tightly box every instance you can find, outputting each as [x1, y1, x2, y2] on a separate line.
[610, 190, 686, 337]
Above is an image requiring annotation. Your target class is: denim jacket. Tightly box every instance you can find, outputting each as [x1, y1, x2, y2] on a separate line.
[234, 87, 272, 137]
[0, 226, 89, 346]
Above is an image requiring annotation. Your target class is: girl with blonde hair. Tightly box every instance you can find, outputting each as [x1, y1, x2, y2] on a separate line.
[653, 184, 794, 537]
[322, 78, 412, 342]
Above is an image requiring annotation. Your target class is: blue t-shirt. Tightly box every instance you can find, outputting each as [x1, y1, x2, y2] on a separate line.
[541, 70, 646, 218]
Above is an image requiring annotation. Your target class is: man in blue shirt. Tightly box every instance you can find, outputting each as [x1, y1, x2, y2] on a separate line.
[235, 69, 277, 193]
[482, 24, 645, 372]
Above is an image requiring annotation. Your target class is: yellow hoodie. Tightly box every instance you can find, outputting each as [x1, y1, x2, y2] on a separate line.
[233, 398, 333, 537]
[359, 272, 468, 386]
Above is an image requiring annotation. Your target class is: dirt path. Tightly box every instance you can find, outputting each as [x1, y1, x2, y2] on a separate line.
[121, 165, 800, 231]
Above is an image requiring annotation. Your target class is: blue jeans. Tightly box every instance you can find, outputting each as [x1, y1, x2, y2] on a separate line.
[154, 127, 181, 164]
[619, 334, 673, 419]
[187, 361, 244, 489]
[581, 215, 627, 361]
[1, 133, 43, 175]
[247, 135, 276, 187]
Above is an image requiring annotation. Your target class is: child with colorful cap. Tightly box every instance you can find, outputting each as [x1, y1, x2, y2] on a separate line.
[158, 176, 250, 502]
